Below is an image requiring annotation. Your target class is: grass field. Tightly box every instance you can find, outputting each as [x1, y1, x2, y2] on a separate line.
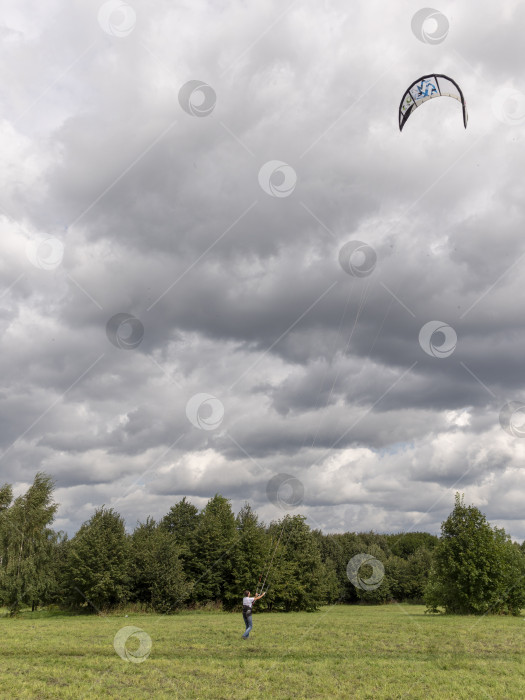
[1, 604, 524, 699]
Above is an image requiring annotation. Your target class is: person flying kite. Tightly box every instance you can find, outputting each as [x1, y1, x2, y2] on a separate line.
[241, 589, 266, 639]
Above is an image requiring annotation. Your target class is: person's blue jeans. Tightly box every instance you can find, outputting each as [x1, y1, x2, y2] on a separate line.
[242, 611, 253, 638]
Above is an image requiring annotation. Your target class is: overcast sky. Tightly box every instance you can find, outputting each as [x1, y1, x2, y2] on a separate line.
[2, 0, 525, 540]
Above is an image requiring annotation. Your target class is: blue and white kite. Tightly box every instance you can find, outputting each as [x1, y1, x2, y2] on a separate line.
[399, 74, 468, 131]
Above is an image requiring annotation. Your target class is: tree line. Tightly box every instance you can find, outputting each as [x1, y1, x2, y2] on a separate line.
[1, 473, 524, 615]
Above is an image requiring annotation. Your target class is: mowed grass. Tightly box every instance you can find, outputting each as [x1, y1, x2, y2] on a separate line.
[1, 605, 524, 699]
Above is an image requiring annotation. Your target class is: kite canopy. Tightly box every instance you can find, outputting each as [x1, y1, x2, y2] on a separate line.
[399, 74, 468, 131]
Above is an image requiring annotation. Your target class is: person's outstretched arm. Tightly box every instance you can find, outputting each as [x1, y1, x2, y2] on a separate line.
[253, 592, 266, 602]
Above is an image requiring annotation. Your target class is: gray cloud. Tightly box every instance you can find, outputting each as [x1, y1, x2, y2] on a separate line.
[2, 0, 525, 540]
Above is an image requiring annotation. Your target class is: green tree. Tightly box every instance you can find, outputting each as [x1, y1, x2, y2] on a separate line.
[161, 497, 199, 552]
[316, 533, 346, 601]
[358, 532, 393, 557]
[0, 483, 14, 569]
[388, 532, 439, 558]
[0, 473, 58, 614]
[223, 503, 269, 610]
[192, 495, 236, 603]
[161, 497, 200, 599]
[130, 517, 189, 612]
[0, 482, 12, 514]
[311, 529, 342, 604]
[385, 554, 409, 600]
[65, 507, 130, 611]
[425, 493, 525, 615]
[48, 532, 70, 606]
[337, 533, 370, 603]
[320, 555, 341, 604]
[352, 544, 391, 604]
[264, 515, 326, 611]
[490, 528, 525, 616]
[404, 547, 433, 601]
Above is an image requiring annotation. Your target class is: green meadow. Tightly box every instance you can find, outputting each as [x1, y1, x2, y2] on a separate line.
[1, 605, 524, 699]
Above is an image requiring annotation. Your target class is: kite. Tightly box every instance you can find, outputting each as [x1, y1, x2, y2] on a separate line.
[399, 74, 468, 131]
